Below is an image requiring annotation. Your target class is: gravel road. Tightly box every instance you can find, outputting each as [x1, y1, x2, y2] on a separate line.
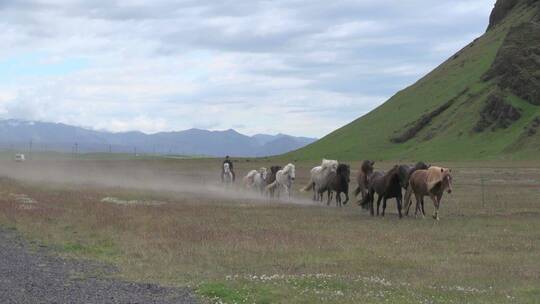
[0, 228, 197, 304]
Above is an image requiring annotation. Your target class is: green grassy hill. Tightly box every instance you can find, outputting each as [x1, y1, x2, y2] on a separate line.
[290, 0, 540, 161]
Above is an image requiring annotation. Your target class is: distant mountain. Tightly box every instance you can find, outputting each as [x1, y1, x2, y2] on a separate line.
[252, 133, 315, 146]
[0, 119, 317, 157]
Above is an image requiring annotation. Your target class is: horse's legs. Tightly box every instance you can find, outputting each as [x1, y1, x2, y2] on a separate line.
[429, 194, 439, 220]
[376, 195, 383, 216]
[336, 192, 341, 207]
[413, 195, 421, 217]
[327, 190, 332, 206]
[286, 185, 292, 200]
[289, 185, 293, 200]
[433, 193, 443, 220]
[343, 191, 349, 206]
[369, 192, 375, 216]
[382, 197, 387, 217]
[397, 196, 403, 219]
[413, 194, 421, 217]
[421, 197, 426, 217]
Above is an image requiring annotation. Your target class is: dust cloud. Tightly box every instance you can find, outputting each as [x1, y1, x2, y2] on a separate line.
[0, 159, 317, 206]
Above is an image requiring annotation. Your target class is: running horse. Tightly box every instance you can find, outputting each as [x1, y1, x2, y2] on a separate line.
[221, 163, 234, 185]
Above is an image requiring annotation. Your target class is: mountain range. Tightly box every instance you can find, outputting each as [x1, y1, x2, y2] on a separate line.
[290, 0, 540, 161]
[0, 119, 316, 157]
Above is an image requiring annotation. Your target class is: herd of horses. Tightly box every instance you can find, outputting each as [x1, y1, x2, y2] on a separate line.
[224, 159, 453, 220]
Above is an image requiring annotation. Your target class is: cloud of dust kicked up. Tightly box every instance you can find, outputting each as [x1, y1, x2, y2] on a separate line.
[0, 159, 318, 206]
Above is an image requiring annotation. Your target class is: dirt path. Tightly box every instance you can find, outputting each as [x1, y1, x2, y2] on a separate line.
[0, 228, 197, 304]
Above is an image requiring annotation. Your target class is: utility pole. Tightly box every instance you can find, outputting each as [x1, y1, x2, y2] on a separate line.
[29, 140, 33, 160]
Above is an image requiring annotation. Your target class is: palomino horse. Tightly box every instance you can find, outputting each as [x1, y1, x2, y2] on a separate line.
[265, 163, 296, 199]
[404, 166, 453, 220]
[353, 160, 375, 202]
[243, 167, 268, 194]
[301, 159, 338, 201]
[222, 163, 234, 185]
[326, 163, 351, 207]
[360, 165, 403, 218]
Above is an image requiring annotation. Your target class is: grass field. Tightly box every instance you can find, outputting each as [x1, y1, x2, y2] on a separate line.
[0, 157, 538, 303]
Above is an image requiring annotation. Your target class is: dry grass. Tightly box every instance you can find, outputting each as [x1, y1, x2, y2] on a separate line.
[0, 158, 539, 303]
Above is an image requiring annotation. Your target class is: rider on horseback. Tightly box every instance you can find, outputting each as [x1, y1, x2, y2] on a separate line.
[222, 155, 236, 182]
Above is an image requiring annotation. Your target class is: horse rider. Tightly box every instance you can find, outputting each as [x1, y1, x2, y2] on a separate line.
[222, 155, 236, 182]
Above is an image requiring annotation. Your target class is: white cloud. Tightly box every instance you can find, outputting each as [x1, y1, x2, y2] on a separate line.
[0, 0, 494, 137]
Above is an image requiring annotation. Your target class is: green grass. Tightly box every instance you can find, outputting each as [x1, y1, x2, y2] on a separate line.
[0, 158, 538, 303]
[287, 1, 539, 162]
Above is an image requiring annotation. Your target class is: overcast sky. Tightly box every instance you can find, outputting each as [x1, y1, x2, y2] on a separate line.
[0, 0, 495, 137]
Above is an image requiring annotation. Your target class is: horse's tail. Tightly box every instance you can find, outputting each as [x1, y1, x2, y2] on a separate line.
[300, 180, 314, 192]
[403, 184, 413, 215]
[353, 185, 361, 197]
[359, 190, 372, 210]
[265, 180, 278, 192]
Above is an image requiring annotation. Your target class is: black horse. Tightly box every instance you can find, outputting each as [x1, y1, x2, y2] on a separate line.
[326, 164, 351, 207]
[398, 162, 430, 190]
[360, 165, 403, 218]
[265, 166, 282, 198]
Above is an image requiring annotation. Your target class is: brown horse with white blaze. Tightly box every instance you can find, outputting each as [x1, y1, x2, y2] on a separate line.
[404, 166, 453, 220]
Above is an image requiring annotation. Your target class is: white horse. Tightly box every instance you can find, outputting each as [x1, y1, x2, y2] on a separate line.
[301, 159, 339, 201]
[222, 163, 233, 185]
[243, 167, 268, 194]
[265, 163, 296, 199]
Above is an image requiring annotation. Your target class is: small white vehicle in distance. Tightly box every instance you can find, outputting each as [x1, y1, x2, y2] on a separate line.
[15, 154, 25, 162]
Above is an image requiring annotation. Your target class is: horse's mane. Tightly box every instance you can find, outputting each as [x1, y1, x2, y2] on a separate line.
[414, 162, 430, 170]
[427, 166, 451, 191]
[337, 163, 349, 174]
[282, 163, 295, 174]
[321, 159, 338, 170]
[383, 165, 401, 188]
[361, 160, 374, 174]
[270, 166, 281, 174]
[246, 170, 257, 178]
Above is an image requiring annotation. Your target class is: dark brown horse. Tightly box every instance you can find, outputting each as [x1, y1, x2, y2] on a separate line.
[398, 162, 430, 190]
[326, 164, 351, 207]
[265, 166, 282, 198]
[360, 165, 403, 218]
[353, 160, 375, 202]
[404, 166, 453, 220]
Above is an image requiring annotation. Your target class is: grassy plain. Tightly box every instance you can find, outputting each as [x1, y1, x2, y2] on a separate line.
[0, 157, 538, 303]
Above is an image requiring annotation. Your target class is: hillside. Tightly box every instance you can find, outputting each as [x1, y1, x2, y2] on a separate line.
[0, 120, 316, 157]
[290, 0, 540, 161]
